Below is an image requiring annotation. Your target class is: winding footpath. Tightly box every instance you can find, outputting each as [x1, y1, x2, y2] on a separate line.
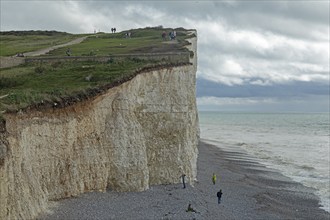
[0, 36, 88, 69]
[23, 36, 88, 57]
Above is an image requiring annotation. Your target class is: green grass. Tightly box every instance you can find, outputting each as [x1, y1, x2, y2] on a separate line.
[47, 28, 190, 56]
[0, 32, 85, 56]
[0, 59, 165, 113]
[0, 27, 193, 120]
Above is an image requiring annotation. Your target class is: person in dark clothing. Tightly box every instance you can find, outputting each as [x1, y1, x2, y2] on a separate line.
[181, 174, 186, 188]
[66, 48, 71, 56]
[217, 189, 223, 204]
[162, 31, 166, 40]
[186, 203, 196, 212]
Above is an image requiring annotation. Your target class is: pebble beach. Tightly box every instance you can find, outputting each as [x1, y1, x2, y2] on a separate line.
[38, 141, 330, 219]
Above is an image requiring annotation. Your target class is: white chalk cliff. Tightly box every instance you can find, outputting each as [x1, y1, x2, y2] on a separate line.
[0, 31, 198, 219]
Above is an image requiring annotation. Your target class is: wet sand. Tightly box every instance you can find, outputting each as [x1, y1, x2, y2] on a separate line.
[38, 140, 330, 219]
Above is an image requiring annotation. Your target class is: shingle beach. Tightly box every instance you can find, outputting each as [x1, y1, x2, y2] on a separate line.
[38, 141, 330, 219]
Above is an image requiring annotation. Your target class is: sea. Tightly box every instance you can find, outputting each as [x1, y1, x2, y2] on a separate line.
[198, 111, 330, 213]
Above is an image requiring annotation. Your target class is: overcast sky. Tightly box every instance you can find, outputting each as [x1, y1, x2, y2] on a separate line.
[1, 0, 329, 112]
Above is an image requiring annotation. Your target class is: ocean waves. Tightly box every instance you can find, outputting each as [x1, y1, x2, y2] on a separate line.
[199, 111, 330, 213]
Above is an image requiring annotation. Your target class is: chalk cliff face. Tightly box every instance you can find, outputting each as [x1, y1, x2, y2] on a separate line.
[0, 32, 198, 220]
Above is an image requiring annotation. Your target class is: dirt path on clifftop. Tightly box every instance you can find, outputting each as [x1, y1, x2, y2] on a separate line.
[0, 36, 89, 68]
[23, 36, 88, 57]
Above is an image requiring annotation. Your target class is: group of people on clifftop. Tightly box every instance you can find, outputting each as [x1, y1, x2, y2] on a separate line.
[162, 30, 176, 41]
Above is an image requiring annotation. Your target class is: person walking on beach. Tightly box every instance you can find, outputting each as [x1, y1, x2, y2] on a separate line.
[186, 203, 196, 213]
[181, 174, 186, 188]
[217, 189, 223, 204]
[212, 173, 216, 185]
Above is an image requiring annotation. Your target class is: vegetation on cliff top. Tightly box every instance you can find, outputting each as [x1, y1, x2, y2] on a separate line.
[0, 27, 191, 57]
[46, 27, 191, 56]
[0, 27, 194, 119]
[0, 31, 82, 56]
[0, 59, 172, 113]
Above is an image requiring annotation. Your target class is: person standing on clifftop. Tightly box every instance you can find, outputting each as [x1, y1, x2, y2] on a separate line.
[162, 31, 166, 40]
[181, 174, 186, 188]
[66, 48, 71, 56]
[217, 189, 223, 204]
[212, 173, 216, 185]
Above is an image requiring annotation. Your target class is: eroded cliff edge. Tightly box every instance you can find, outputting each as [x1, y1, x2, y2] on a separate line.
[0, 32, 199, 219]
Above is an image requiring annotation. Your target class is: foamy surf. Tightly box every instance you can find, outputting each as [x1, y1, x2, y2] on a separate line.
[199, 111, 330, 213]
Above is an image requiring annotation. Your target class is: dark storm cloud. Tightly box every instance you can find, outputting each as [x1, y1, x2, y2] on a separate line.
[197, 78, 330, 98]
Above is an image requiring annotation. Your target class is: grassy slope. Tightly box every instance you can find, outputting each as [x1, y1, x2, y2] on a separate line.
[0, 27, 191, 117]
[0, 31, 85, 56]
[46, 28, 189, 56]
[0, 59, 162, 113]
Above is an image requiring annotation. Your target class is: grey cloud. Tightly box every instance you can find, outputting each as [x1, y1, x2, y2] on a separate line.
[210, 1, 329, 41]
[73, 1, 328, 40]
[197, 95, 330, 112]
[236, 1, 329, 26]
[197, 78, 330, 99]
[197, 49, 328, 87]
[197, 76, 330, 112]
[1, 1, 83, 32]
[2, 1, 328, 40]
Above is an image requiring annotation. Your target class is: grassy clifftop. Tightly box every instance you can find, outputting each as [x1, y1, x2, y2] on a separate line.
[0, 27, 194, 119]
[0, 31, 82, 56]
[45, 27, 191, 56]
[0, 27, 191, 57]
